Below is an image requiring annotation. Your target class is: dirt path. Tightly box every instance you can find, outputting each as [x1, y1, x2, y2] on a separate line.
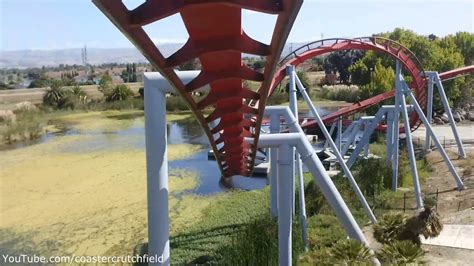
[420, 147, 474, 265]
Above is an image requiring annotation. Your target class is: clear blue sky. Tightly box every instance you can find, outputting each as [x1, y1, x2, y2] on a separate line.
[0, 0, 472, 51]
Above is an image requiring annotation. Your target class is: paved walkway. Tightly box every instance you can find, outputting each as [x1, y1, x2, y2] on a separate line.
[421, 224, 474, 250]
[412, 123, 474, 144]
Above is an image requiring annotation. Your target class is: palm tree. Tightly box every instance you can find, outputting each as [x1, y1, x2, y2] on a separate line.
[378, 240, 425, 264]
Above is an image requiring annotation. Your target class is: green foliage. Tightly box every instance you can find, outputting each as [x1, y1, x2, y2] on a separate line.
[352, 158, 393, 197]
[320, 85, 360, 103]
[244, 57, 266, 71]
[267, 92, 288, 105]
[251, 59, 266, 70]
[423, 195, 437, 209]
[105, 84, 134, 102]
[323, 50, 365, 84]
[87, 98, 144, 111]
[28, 74, 50, 88]
[71, 85, 86, 97]
[346, 28, 472, 109]
[169, 189, 273, 264]
[43, 80, 67, 108]
[452, 32, 474, 65]
[98, 73, 113, 97]
[373, 212, 407, 244]
[215, 218, 278, 265]
[1, 108, 43, 143]
[165, 96, 189, 112]
[285, 71, 311, 98]
[121, 63, 138, 82]
[329, 239, 374, 264]
[378, 240, 425, 265]
[70, 85, 88, 105]
[304, 179, 329, 216]
[359, 60, 395, 101]
[348, 56, 372, 86]
[383, 28, 467, 108]
[178, 59, 199, 70]
[306, 214, 346, 249]
[216, 217, 304, 265]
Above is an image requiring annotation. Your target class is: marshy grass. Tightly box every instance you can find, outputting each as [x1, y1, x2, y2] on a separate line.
[0, 108, 53, 144]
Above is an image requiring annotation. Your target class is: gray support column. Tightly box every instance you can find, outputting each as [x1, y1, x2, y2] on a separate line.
[337, 116, 343, 152]
[433, 72, 466, 158]
[341, 121, 359, 156]
[254, 133, 380, 265]
[277, 144, 293, 266]
[144, 78, 170, 266]
[324, 122, 337, 149]
[287, 67, 309, 250]
[270, 114, 280, 217]
[395, 63, 423, 209]
[386, 111, 394, 162]
[287, 66, 297, 216]
[425, 76, 434, 152]
[346, 110, 385, 169]
[401, 81, 465, 190]
[391, 62, 401, 191]
[294, 77, 377, 224]
[397, 88, 423, 209]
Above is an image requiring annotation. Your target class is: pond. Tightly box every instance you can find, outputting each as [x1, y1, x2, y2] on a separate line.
[0, 106, 336, 195]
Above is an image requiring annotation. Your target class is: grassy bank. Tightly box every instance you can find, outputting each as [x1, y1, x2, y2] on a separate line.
[0, 107, 193, 146]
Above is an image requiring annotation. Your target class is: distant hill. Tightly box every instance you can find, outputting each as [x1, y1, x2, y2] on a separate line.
[0, 43, 307, 69]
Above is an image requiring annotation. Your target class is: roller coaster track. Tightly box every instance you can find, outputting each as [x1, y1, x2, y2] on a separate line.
[270, 37, 428, 131]
[93, 0, 303, 178]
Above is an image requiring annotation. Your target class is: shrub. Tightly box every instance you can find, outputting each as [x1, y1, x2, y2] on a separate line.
[1, 109, 43, 143]
[306, 214, 346, 249]
[87, 98, 144, 111]
[166, 95, 189, 112]
[329, 239, 374, 264]
[216, 218, 279, 265]
[71, 85, 89, 105]
[373, 212, 407, 244]
[374, 208, 443, 246]
[352, 158, 392, 197]
[285, 71, 311, 98]
[43, 81, 67, 108]
[378, 240, 425, 265]
[320, 84, 360, 102]
[418, 206, 443, 239]
[215, 216, 304, 265]
[106, 85, 134, 102]
[304, 180, 330, 216]
[267, 92, 288, 105]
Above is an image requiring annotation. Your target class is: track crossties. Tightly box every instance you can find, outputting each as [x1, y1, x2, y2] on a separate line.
[93, 0, 303, 178]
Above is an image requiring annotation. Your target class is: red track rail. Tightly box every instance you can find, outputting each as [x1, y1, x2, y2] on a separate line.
[439, 65, 474, 80]
[270, 37, 427, 130]
[93, 0, 302, 178]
